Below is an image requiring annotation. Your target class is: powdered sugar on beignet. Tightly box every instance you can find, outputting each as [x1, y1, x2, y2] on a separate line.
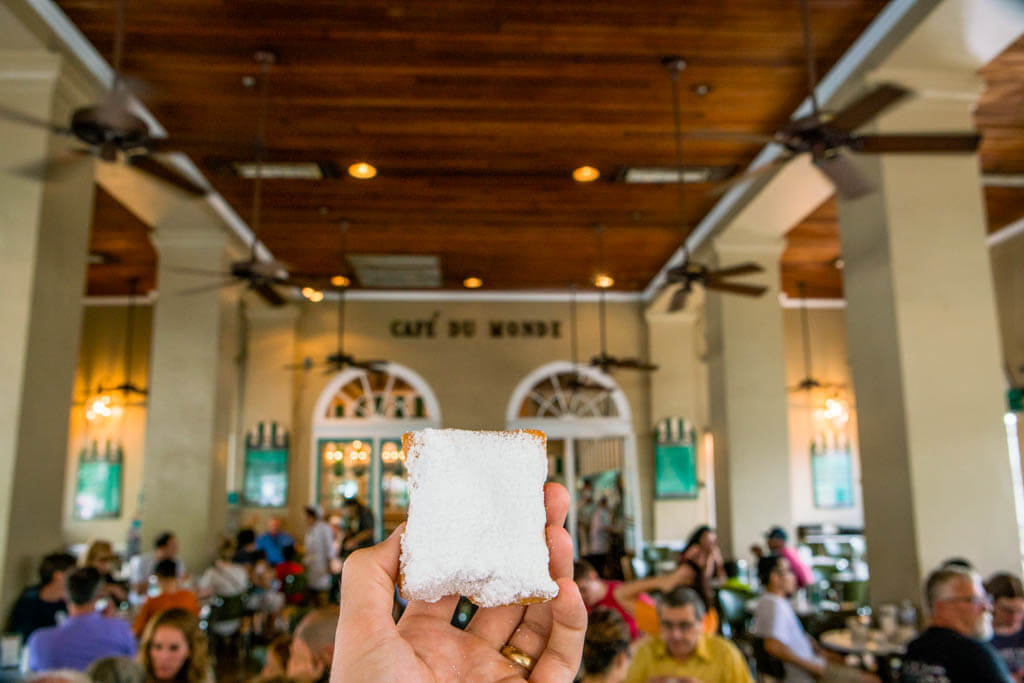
[398, 428, 559, 607]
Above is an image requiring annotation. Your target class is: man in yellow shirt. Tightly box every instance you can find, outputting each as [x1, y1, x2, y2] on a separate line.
[626, 586, 752, 683]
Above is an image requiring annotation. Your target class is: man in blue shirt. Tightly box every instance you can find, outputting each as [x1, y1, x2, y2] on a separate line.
[26, 567, 135, 672]
[256, 516, 294, 566]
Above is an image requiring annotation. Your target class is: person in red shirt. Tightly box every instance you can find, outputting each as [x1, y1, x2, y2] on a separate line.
[751, 527, 814, 589]
[574, 559, 694, 640]
[275, 545, 307, 606]
[133, 559, 201, 637]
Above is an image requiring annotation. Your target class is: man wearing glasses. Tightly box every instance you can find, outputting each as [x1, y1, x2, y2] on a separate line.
[902, 565, 1012, 682]
[625, 586, 751, 683]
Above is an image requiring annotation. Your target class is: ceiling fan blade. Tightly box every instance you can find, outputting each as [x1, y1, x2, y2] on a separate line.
[710, 157, 792, 196]
[178, 280, 243, 296]
[668, 286, 689, 312]
[352, 360, 387, 371]
[683, 130, 777, 144]
[250, 280, 287, 307]
[826, 83, 910, 132]
[0, 106, 69, 135]
[10, 152, 93, 182]
[614, 358, 659, 371]
[851, 133, 981, 154]
[283, 357, 315, 371]
[125, 155, 208, 196]
[812, 152, 874, 199]
[704, 281, 768, 297]
[707, 262, 764, 278]
[165, 266, 229, 277]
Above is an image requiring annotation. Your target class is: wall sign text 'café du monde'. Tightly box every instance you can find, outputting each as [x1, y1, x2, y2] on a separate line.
[389, 312, 562, 340]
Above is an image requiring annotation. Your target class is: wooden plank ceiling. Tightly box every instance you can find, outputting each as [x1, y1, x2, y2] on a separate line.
[64, 1, 1018, 298]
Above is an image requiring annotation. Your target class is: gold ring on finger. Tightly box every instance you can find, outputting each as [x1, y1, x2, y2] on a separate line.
[500, 644, 536, 674]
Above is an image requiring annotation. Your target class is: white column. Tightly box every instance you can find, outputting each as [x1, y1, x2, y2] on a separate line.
[835, 0, 1024, 603]
[141, 230, 239, 573]
[705, 234, 792, 557]
[0, 46, 96, 609]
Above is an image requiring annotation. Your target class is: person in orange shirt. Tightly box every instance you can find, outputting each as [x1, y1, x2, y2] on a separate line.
[133, 559, 201, 637]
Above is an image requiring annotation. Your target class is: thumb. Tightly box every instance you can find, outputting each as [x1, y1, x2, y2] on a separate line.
[338, 524, 404, 644]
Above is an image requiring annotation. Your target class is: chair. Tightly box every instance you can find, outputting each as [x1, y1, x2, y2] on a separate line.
[751, 636, 786, 680]
[205, 593, 250, 664]
[716, 588, 753, 639]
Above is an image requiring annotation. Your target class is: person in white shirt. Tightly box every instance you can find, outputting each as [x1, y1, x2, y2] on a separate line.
[303, 506, 334, 605]
[129, 531, 186, 598]
[197, 539, 251, 638]
[753, 555, 826, 682]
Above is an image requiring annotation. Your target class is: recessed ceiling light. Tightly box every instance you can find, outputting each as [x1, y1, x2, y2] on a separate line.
[594, 274, 615, 288]
[330, 274, 351, 287]
[463, 277, 483, 289]
[301, 287, 325, 302]
[834, 258, 846, 270]
[232, 162, 330, 180]
[621, 166, 718, 183]
[573, 165, 600, 182]
[349, 162, 377, 179]
[692, 83, 713, 97]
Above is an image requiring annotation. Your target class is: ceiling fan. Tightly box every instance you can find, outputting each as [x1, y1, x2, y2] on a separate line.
[288, 222, 387, 374]
[174, 51, 306, 307]
[659, 57, 769, 313]
[588, 225, 658, 374]
[564, 285, 609, 393]
[0, 0, 207, 197]
[710, 0, 980, 200]
[96, 277, 148, 400]
[788, 282, 845, 395]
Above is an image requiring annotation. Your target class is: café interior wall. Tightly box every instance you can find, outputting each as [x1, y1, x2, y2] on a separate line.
[62, 305, 152, 549]
[287, 298, 655, 540]
[646, 308, 713, 545]
[782, 308, 865, 530]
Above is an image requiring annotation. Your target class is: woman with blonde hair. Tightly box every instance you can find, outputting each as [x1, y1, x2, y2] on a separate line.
[137, 608, 211, 683]
[84, 539, 128, 609]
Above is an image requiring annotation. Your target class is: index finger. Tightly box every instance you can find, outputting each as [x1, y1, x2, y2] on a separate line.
[544, 482, 569, 529]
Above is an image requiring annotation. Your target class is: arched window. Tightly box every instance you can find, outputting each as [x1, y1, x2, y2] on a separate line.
[312, 363, 441, 540]
[506, 362, 643, 561]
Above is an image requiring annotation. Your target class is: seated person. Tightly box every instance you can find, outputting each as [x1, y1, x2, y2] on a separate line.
[256, 516, 294, 567]
[132, 559, 200, 638]
[753, 555, 826, 682]
[722, 559, 754, 594]
[574, 559, 695, 640]
[197, 538, 250, 637]
[86, 656, 146, 683]
[752, 527, 813, 589]
[259, 635, 292, 679]
[5, 552, 76, 641]
[232, 528, 260, 567]
[902, 565, 1012, 682]
[129, 532, 186, 597]
[26, 567, 136, 672]
[287, 606, 339, 682]
[581, 607, 631, 683]
[986, 572, 1024, 681]
[275, 545, 307, 606]
[84, 541, 129, 611]
[626, 586, 752, 683]
[197, 539, 250, 599]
